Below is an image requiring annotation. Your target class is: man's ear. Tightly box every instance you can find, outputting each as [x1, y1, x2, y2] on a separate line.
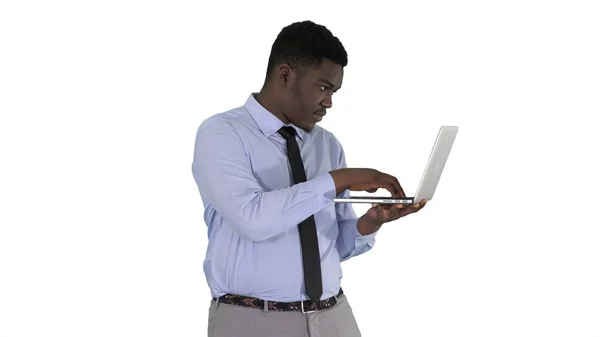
[277, 64, 296, 87]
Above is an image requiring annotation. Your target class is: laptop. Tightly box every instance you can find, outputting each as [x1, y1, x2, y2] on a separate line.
[333, 125, 459, 204]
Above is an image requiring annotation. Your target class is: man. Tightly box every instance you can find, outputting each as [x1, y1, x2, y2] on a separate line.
[191, 20, 426, 337]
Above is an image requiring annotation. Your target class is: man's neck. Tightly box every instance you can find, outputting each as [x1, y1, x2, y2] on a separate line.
[255, 88, 290, 124]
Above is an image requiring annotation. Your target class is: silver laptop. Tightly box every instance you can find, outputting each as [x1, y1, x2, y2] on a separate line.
[333, 125, 459, 204]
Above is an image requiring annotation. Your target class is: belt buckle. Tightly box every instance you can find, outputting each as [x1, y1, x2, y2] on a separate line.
[301, 300, 316, 314]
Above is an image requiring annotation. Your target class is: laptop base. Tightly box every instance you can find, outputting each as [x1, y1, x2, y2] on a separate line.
[332, 196, 415, 204]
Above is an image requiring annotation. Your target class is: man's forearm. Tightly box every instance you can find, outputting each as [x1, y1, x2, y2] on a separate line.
[329, 169, 350, 196]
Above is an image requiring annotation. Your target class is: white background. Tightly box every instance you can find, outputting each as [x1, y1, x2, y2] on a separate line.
[1, 0, 599, 336]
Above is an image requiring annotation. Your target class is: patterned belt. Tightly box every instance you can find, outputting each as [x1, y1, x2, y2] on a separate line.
[213, 288, 344, 313]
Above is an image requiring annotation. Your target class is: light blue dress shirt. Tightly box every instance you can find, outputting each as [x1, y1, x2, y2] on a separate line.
[191, 93, 377, 302]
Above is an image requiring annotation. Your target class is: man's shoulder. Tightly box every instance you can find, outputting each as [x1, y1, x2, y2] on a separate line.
[197, 105, 254, 134]
[311, 124, 344, 149]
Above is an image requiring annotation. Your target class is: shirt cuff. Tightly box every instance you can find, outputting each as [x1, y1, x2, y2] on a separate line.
[312, 172, 337, 203]
[348, 218, 377, 247]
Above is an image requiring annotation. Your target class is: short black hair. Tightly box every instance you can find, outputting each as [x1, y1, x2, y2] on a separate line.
[265, 20, 348, 79]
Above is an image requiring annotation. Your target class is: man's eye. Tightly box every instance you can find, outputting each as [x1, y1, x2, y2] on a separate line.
[319, 85, 327, 91]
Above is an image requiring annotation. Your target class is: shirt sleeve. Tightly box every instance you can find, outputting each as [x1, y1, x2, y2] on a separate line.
[333, 141, 377, 261]
[191, 118, 337, 242]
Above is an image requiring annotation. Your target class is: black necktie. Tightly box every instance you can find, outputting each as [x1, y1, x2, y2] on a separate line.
[278, 126, 323, 302]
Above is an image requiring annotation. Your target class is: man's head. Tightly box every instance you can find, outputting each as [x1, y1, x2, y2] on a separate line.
[262, 21, 347, 132]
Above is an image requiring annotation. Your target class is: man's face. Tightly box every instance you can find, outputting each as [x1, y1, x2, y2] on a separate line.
[284, 58, 343, 132]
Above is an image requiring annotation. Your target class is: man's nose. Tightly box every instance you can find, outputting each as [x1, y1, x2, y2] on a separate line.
[321, 95, 333, 109]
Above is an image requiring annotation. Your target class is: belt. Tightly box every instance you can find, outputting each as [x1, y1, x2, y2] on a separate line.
[213, 288, 344, 313]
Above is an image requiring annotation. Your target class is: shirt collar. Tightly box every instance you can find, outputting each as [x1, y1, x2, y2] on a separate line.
[244, 93, 306, 141]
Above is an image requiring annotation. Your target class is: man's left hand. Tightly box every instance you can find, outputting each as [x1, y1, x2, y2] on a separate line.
[357, 199, 427, 235]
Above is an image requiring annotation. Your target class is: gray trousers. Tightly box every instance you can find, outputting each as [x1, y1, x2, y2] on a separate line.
[207, 294, 362, 337]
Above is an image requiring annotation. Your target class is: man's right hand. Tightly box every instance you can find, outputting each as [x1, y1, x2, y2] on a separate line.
[329, 168, 405, 198]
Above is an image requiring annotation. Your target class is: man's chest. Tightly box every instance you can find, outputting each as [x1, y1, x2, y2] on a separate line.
[246, 137, 338, 191]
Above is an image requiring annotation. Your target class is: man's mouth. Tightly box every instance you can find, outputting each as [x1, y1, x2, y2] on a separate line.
[314, 111, 326, 122]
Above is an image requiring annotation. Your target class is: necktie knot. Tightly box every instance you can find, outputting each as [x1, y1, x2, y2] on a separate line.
[278, 126, 296, 140]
